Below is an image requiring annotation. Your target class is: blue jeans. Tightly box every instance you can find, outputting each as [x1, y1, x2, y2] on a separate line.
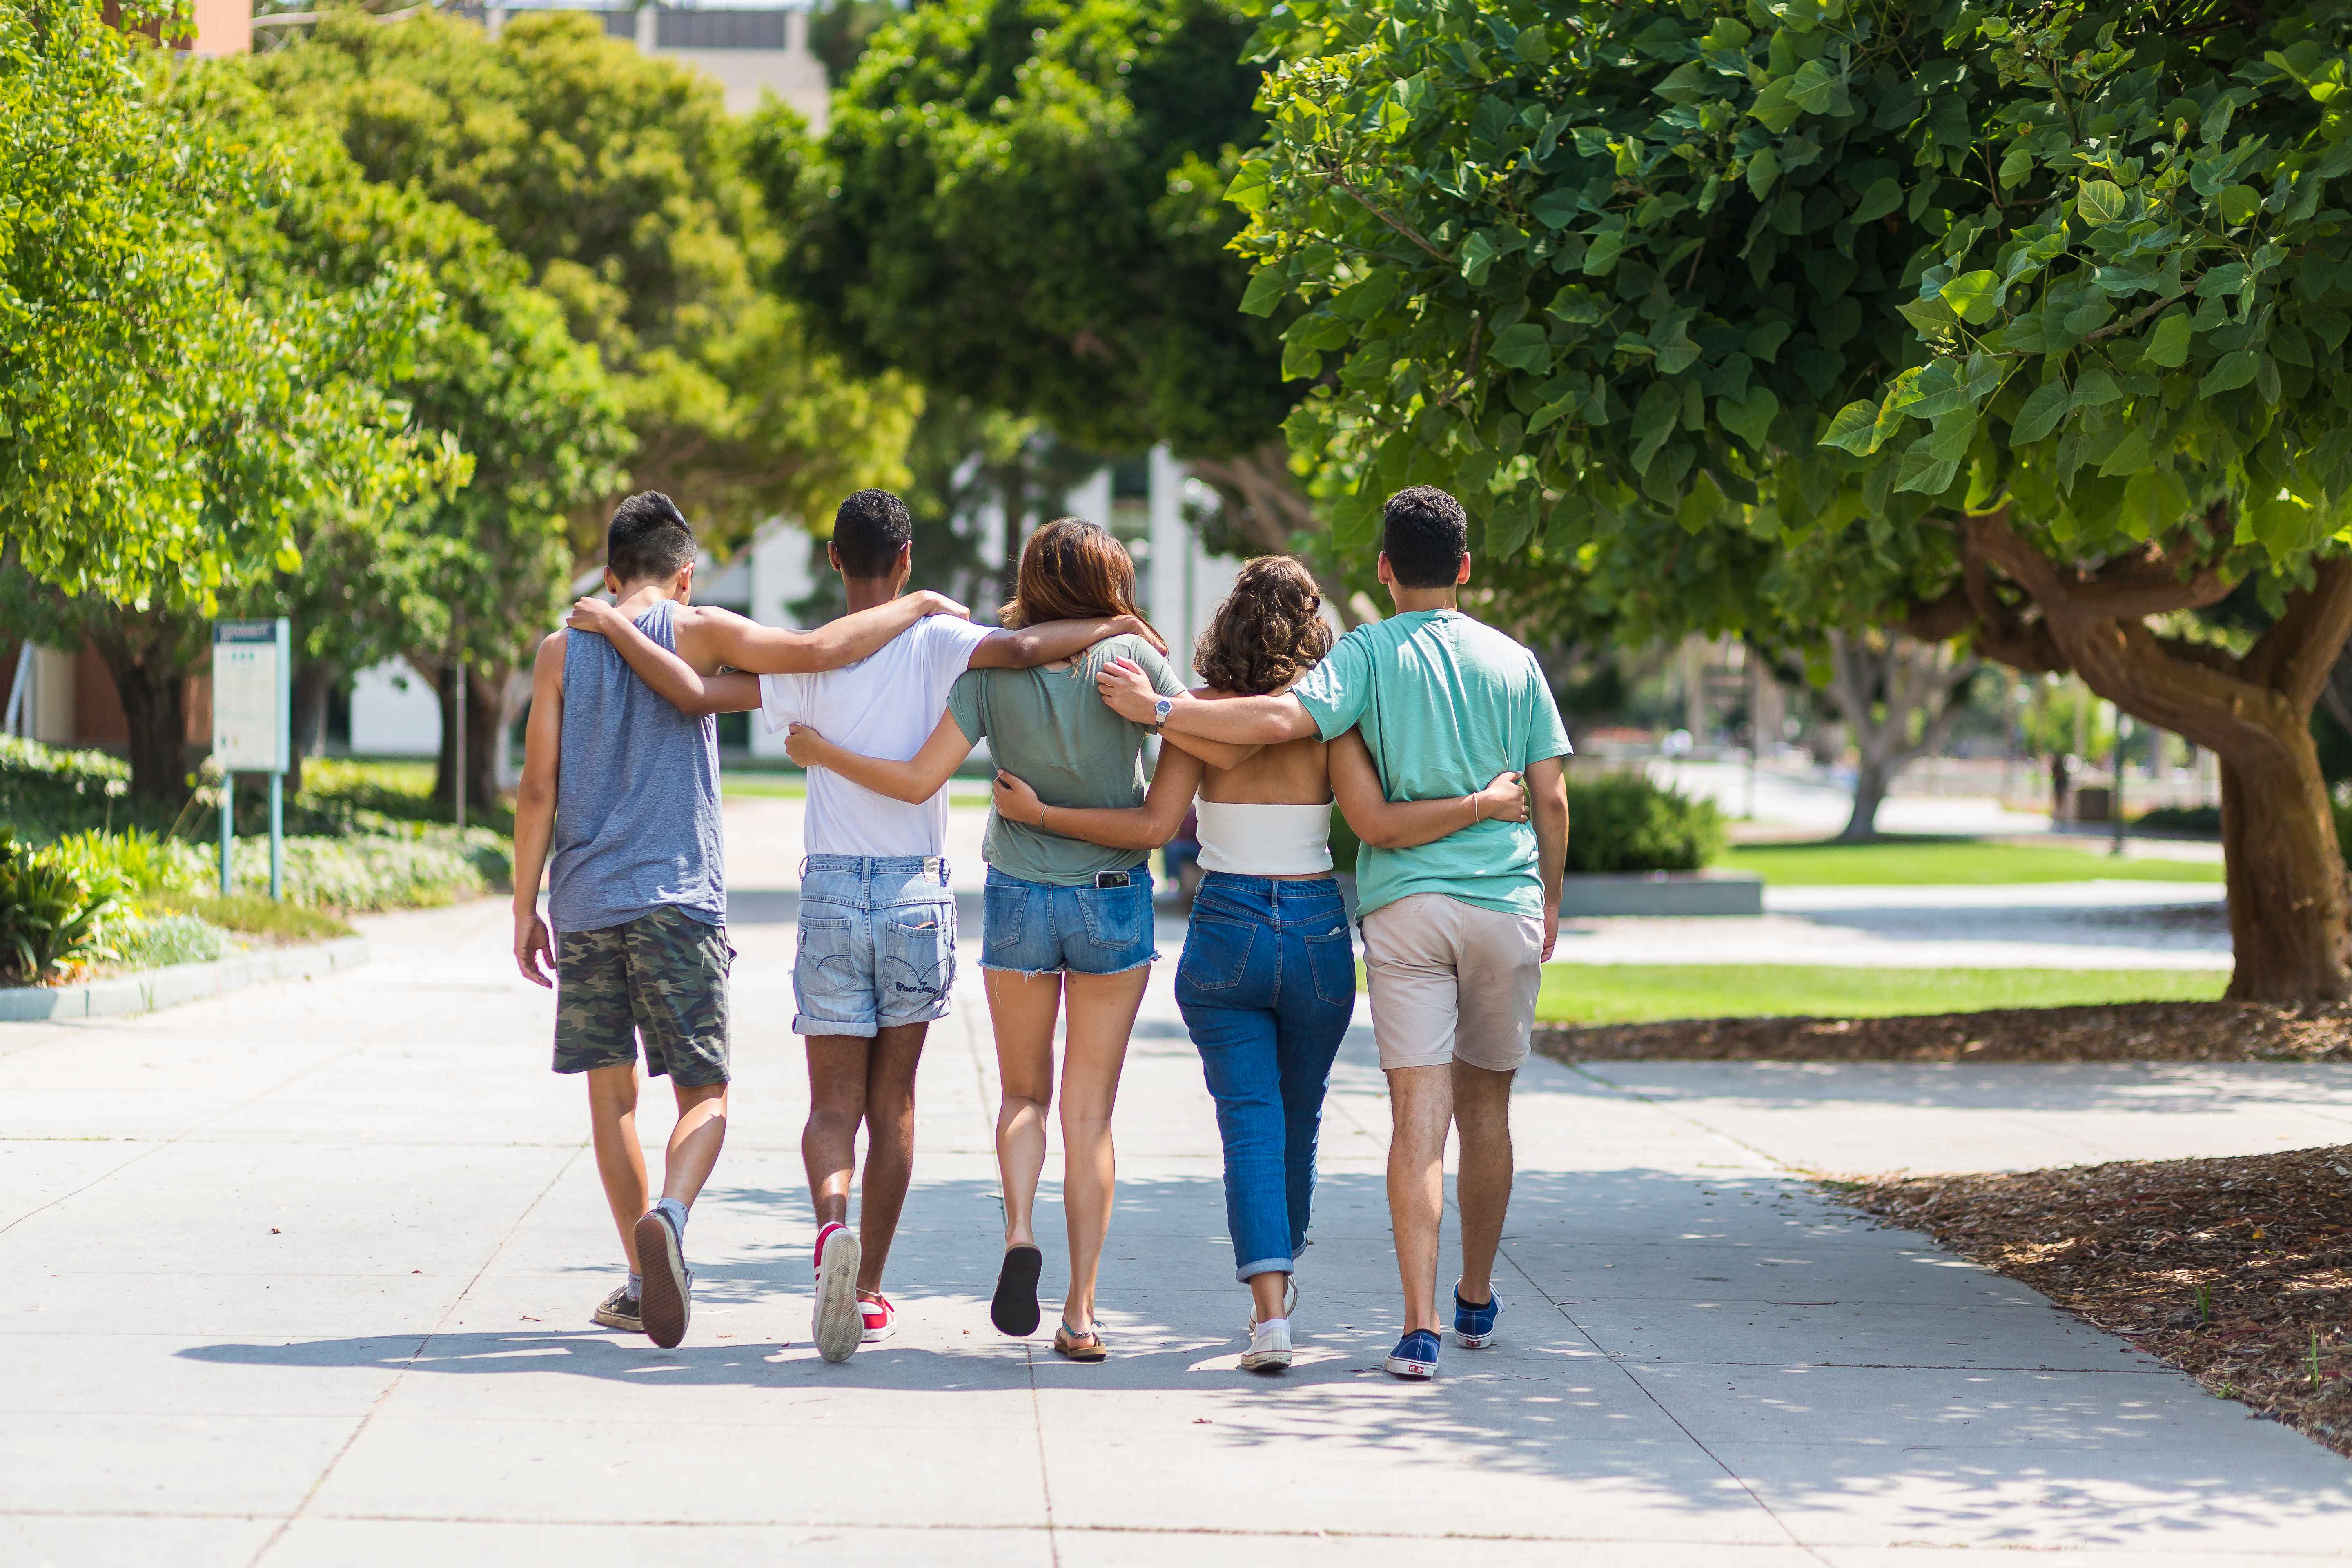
[980, 865, 1158, 976]
[1174, 874, 1355, 1282]
[793, 855, 957, 1037]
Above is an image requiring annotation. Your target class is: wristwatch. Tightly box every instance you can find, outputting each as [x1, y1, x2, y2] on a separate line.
[1150, 695, 1174, 735]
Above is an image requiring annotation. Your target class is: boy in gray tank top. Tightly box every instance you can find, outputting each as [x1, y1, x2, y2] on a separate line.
[511, 492, 971, 1349]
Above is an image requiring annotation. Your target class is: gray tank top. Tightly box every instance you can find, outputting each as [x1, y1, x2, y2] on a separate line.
[547, 599, 725, 933]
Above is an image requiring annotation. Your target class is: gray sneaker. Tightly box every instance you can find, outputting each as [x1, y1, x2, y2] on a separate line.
[634, 1208, 692, 1348]
[591, 1285, 642, 1333]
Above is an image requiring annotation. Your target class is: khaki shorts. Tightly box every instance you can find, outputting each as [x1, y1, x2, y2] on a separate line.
[1360, 893, 1543, 1072]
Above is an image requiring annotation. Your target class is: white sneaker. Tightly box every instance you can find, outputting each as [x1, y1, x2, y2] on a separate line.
[812, 1221, 863, 1363]
[1240, 1317, 1293, 1373]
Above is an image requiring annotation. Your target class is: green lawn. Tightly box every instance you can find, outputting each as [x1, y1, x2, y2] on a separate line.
[1721, 835, 2224, 886]
[1535, 962, 2226, 1025]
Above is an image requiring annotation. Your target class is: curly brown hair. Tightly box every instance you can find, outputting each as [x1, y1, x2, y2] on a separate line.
[1192, 556, 1333, 697]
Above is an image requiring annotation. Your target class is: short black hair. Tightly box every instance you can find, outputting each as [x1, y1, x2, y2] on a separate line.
[1381, 486, 1468, 588]
[831, 489, 912, 579]
[606, 492, 695, 585]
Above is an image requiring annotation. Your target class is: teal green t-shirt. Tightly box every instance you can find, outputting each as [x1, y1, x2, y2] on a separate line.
[945, 633, 1186, 886]
[1291, 609, 1572, 920]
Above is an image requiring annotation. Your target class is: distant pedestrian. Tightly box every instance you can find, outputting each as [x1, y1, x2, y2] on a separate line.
[995, 554, 1529, 1372]
[1096, 487, 1571, 1381]
[513, 491, 962, 1351]
[566, 492, 1160, 1362]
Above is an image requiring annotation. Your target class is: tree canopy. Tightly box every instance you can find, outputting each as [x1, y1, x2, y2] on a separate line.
[771, 0, 1312, 548]
[244, 8, 914, 548]
[1, 0, 439, 605]
[1238, 0, 2352, 998]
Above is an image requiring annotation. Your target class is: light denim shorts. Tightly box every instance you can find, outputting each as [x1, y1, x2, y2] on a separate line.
[980, 865, 1158, 977]
[793, 855, 957, 1037]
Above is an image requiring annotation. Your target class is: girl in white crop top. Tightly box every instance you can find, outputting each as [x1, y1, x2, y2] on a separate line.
[989, 556, 1526, 1371]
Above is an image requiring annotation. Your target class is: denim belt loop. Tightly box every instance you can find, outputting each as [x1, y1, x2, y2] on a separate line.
[797, 855, 811, 880]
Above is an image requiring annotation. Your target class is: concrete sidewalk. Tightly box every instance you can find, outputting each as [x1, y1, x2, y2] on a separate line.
[4, 879, 2350, 1563]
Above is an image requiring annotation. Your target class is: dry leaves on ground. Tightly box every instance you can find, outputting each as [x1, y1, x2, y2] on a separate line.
[1845, 1146, 2352, 1457]
[1537, 1000, 2352, 1064]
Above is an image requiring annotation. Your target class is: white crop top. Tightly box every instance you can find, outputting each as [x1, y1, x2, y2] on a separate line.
[1195, 800, 1334, 876]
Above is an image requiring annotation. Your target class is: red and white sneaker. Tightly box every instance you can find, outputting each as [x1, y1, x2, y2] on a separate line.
[859, 1292, 896, 1343]
[812, 1221, 863, 1364]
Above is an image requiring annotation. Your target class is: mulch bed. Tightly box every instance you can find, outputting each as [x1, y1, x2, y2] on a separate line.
[1845, 1147, 2352, 1457]
[1536, 1000, 2352, 1064]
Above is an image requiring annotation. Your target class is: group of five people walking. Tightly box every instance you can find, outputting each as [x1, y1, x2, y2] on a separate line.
[511, 482, 1570, 1378]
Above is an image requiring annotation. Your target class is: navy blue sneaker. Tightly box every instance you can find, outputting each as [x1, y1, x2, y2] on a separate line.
[1385, 1329, 1440, 1379]
[1454, 1285, 1501, 1348]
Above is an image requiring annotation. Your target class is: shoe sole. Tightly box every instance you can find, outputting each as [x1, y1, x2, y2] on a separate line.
[1457, 1328, 1498, 1348]
[813, 1228, 864, 1364]
[1385, 1352, 1437, 1379]
[1240, 1350, 1292, 1373]
[859, 1321, 896, 1344]
[991, 1244, 1043, 1337]
[634, 1213, 690, 1349]
[592, 1306, 642, 1333]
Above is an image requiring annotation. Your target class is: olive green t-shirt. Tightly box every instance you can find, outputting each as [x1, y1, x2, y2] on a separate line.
[945, 633, 1187, 886]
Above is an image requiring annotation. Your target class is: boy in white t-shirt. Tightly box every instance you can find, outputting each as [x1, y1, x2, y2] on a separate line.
[567, 489, 1160, 1362]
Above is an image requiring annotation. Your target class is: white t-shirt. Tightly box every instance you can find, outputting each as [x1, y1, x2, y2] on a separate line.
[758, 614, 995, 859]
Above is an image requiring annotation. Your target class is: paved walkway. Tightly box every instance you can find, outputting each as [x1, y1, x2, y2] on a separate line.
[4, 814, 2348, 1564]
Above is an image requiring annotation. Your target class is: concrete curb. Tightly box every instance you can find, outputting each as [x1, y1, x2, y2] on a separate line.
[1560, 870, 1766, 917]
[0, 935, 371, 1023]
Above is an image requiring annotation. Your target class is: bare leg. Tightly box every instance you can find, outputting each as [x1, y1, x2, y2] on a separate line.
[661, 1081, 729, 1206]
[802, 1036, 871, 1229]
[586, 1063, 650, 1273]
[1385, 1065, 1452, 1336]
[1451, 1062, 1515, 1306]
[1249, 1270, 1290, 1325]
[857, 1022, 929, 1293]
[1057, 965, 1151, 1329]
[986, 969, 1064, 1250]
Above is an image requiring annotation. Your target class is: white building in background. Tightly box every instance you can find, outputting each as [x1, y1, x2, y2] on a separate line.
[343, 445, 1241, 762]
[464, 5, 830, 125]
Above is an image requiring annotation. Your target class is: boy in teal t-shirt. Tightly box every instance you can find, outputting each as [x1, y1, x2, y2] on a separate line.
[1094, 486, 1571, 1383]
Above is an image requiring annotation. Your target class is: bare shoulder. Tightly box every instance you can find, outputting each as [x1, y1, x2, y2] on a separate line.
[531, 628, 568, 695]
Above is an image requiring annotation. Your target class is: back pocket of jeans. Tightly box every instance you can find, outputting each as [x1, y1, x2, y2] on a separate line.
[879, 906, 953, 1010]
[1304, 927, 1355, 1007]
[983, 884, 1027, 951]
[1178, 915, 1254, 992]
[1074, 884, 1144, 950]
[794, 914, 857, 993]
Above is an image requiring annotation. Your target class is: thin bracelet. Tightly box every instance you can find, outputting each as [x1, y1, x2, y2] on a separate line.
[1471, 794, 1482, 825]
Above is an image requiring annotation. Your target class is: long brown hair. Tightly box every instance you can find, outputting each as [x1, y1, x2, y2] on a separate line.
[1000, 517, 1156, 635]
[1193, 555, 1332, 697]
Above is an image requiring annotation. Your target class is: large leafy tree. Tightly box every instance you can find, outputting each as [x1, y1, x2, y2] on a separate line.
[768, 0, 1307, 561]
[243, 7, 915, 553]
[0, 0, 424, 607]
[1238, 0, 2352, 1001]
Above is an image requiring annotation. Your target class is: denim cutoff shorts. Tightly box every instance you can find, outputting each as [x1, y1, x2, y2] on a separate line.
[793, 855, 957, 1037]
[980, 864, 1158, 976]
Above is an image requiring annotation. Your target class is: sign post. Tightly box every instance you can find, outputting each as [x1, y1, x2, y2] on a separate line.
[212, 619, 292, 900]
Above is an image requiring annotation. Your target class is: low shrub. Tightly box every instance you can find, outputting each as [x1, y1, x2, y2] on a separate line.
[2134, 804, 2222, 836]
[48, 827, 208, 900]
[109, 913, 225, 970]
[223, 831, 501, 910]
[0, 838, 124, 981]
[1565, 772, 1727, 875]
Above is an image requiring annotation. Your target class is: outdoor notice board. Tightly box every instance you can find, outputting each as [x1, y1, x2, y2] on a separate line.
[212, 619, 290, 773]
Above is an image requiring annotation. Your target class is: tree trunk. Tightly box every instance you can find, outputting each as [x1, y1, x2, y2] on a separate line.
[423, 659, 507, 817]
[286, 660, 334, 799]
[1960, 511, 2352, 1002]
[1840, 756, 1892, 842]
[1820, 628, 1978, 844]
[87, 622, 195, 804]
[2218, 746, 2350, 1002]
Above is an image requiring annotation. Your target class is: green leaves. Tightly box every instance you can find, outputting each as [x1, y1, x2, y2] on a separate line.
[2010, 381, 2071, 445]
[2144, 309, 2192, 368]
[1939, 270, 2006, 323]
[1225, 159, 1274, 213]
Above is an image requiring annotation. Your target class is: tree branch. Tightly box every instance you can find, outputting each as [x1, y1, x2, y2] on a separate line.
[2244, 554, 2352, 710]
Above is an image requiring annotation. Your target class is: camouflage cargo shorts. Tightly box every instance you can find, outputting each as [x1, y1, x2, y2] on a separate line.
[553, 905, 733, 1086]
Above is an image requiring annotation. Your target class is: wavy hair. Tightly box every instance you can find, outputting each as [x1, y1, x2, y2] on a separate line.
[1192, 556, 1332, 697]
[1000, 517, 1156, 636]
